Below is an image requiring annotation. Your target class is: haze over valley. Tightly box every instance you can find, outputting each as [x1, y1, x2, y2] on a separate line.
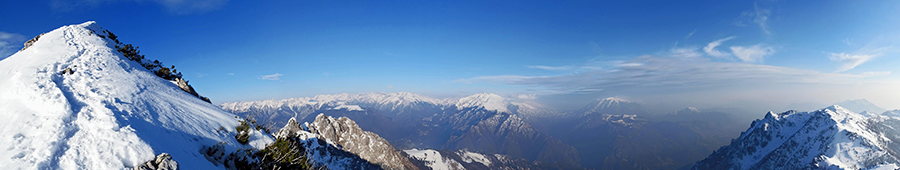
[2, 1, 900, 170]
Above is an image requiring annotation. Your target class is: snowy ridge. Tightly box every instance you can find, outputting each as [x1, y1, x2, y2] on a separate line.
[581, 97, 645, 116]
[277, 115, 418, 170]
[454, 93, 509, 113]
[404, 149, 464, 170]
[0, 21, 271, 169]
[694, 105, 900, 170]
[273, 118, 381, 169]
[403, 149, 543, 170]
[221, 92, 451, 114]
[221, 92, 545, 117]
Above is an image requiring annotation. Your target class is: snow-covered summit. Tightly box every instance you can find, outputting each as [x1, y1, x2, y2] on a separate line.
[675, 107, 701, 115]
[833, 99, 887, 114]
[220, 92, 451, 114]
[0, 21, 271, 169]
[693, 105, 900, 169]
[581, 97, 645, 116]
[454, 93, 510, 113]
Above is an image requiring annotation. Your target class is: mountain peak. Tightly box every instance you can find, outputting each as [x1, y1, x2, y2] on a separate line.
[675, 107, 700, 115]
[455, 93, 509, 112]
[696, 105, 897, 169]
[582, 97, 644, 116]
[833, 98, 886, 114]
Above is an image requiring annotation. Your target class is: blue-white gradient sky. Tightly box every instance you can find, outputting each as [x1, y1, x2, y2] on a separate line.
[2, 0, 899, 111]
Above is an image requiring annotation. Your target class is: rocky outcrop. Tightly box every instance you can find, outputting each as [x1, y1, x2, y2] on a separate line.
[277, 115, 419, 170]
[172, 77, 210, 103]
[20, 33, 45, 52]
[306, 114, 419, 170]
[133, 153, 178, 170]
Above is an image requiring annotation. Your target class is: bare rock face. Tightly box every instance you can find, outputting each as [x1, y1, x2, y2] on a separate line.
[20, 33, 45, 52]
[134, 153, 178, 170]
[173, 77, 198, 97]
[301, 114, 419, 170]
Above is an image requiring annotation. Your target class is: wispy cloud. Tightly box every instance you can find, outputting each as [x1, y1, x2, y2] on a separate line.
[0, 32, 27, 60]
[460, 56, 878, 96]
[751, 4, 772, 35]
[829, 46, 893, 72]
[49, 0, 228, 14]
[685, 29, 697, 39]
[829, 53, 876, 73]
[704, 36, 736, 58]
[259, 73, 283, 80]
[860, 71, 891, 77]
[670, 47, 702, 59]
[730, 44, 775, 63]
[527, 65, 572, 71]
[517, 94, 537, 100]
[735, 4, 772, 35]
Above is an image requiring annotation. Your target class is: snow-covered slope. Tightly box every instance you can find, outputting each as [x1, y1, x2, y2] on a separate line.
[0, 21, 271, 169]
[403, 149, 544, 170]
[693, 105, 900, 169]
[580, 97, 646, 116]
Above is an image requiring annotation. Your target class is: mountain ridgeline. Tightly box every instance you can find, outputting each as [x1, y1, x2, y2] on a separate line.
[222, 93, 582, 169]
[221, 94, 759, 169]
[694, 106, 900, 169]
[9, 22, 900, 170]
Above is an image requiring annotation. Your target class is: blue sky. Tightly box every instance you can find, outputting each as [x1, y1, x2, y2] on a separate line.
[1, 0, 899, 111]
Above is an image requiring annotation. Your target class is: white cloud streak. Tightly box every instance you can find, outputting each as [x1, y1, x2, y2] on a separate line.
[829, 53, 876, 73]
[517, 94, 537, 100]
[685, 30, 697, 39]
[670, 47, 702, 59]
[704, 36, 735, 58]
[460, 56, 879, 96]
[527, 65, 572, 71]
[259, 73, 283, 80]
[730, 44, 775, 63]
[829, 46, 893, 72]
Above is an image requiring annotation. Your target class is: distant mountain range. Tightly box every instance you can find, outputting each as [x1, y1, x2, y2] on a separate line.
[223, 95, 755, 169]
[222, 93, 582, 169]
[784, 99, 886, 114]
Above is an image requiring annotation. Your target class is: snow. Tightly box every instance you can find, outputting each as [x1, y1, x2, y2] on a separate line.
[458, 150, 491, 167]
[867, 164, 900, 170]
[700, 105, 900, 169]
[455, 93, 509, 113]
[329, 104, 364, 111]
[0, 21, 271, 169]
[404, 149, 464, 170]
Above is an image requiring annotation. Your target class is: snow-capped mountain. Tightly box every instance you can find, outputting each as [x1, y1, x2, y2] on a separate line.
[403, 149, 544, 170]
[580, 97, 647, 116]
[694, 105, 900, 169]
[833, 99, 887, 114]
[0, 21, 271, 169]
[883, 109, 900, 117]
[454, 93, 510, 113]
[275, 115, 416, 170]
[222, 93, 583, 169]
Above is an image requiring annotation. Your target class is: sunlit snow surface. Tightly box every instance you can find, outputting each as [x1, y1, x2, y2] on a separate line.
[0, 21, 271, 169]
[403, 149, 464, 170]
[696, 105, 900, 169]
